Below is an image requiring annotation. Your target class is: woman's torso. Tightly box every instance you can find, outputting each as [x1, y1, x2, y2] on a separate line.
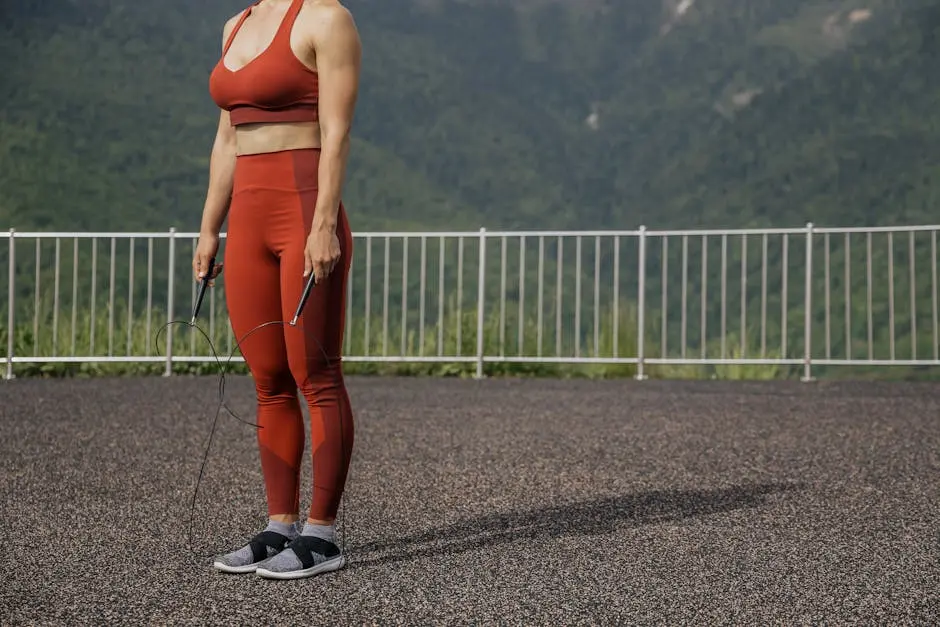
[209, 0, 322, 156]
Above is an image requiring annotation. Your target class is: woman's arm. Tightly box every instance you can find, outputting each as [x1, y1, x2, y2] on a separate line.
[193, 17, 240, 283]
[200, 16, 240, 238]
[310, 4, 361, 235]
[199, 110, 237, 238]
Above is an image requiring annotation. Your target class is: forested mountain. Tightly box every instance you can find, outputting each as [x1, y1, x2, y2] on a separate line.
[2, 0, 938, 233]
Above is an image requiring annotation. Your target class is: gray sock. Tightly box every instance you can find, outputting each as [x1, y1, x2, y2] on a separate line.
[259, 521, 340, 574]
[215, 519, 300, 568]
[301, 522, 335, 542]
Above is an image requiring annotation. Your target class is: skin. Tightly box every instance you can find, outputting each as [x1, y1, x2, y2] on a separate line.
[192, 0, 361, 525]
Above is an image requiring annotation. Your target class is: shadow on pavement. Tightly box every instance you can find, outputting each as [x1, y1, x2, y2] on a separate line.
[348, 481, 803, 568]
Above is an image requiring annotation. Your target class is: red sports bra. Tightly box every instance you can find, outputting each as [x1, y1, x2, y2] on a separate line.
[208, 0, 319, 126]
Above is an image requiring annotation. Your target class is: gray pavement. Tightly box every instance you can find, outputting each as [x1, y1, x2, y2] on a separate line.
[1, 375, 938, 624]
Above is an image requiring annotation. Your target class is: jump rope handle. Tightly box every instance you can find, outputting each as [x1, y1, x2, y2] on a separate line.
[290, 273, 317, 326]
[190, 257, 215, 326]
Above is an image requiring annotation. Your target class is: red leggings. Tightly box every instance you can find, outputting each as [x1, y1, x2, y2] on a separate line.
[224, 148, 354, 522]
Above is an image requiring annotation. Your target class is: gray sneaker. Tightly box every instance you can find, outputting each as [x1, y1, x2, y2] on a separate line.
[255, 535, 345, 580]
[213, 525, 300, 574]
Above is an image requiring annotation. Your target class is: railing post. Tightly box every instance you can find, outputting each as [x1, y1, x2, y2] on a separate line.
[164, 227, 176, 377]
[6, 228, 15, 380]
[475, 227, 487, 380]
[636, 225, 648, 380]
[802, 222, 815, 382]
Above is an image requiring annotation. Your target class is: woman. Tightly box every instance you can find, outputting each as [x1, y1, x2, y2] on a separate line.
[193, 0, 361, 580]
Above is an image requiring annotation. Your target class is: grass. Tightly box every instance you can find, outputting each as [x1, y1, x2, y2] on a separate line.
[0, 295, 794, 381]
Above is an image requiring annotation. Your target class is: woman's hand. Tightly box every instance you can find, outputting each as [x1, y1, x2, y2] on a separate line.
[304, 224, 341, 283]
[193, 232, 224, 286]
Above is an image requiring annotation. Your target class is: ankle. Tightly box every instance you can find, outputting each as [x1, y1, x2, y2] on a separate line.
[306, 517, 333, 526]
[265, 519, 301, 538]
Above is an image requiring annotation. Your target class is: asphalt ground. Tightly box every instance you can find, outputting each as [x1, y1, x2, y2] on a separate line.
[1, 375, 938, 625]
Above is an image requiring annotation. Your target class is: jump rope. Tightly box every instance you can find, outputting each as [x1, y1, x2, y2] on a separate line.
[153, 256, 349, 561]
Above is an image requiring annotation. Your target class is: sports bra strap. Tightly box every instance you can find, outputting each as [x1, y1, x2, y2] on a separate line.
[222, 1, 262, 55]
[275, 0, 306, 44]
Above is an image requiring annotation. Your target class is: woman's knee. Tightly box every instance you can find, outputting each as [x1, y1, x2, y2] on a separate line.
[288, 352, 343, 394]
[252, 365, 298, 403]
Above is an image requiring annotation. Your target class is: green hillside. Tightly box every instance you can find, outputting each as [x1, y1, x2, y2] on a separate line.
[3, 0, 938, 233]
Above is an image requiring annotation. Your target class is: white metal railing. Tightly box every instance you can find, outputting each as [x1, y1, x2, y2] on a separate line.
[3, 223, 939, 380]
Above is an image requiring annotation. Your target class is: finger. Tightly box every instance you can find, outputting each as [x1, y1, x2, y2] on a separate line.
[200, 254, 211, 278]
[303, 252, 313, 278]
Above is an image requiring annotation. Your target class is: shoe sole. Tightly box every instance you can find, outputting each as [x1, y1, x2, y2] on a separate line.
[255, 555, 346, 580]
[213, 555, 276, 574]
